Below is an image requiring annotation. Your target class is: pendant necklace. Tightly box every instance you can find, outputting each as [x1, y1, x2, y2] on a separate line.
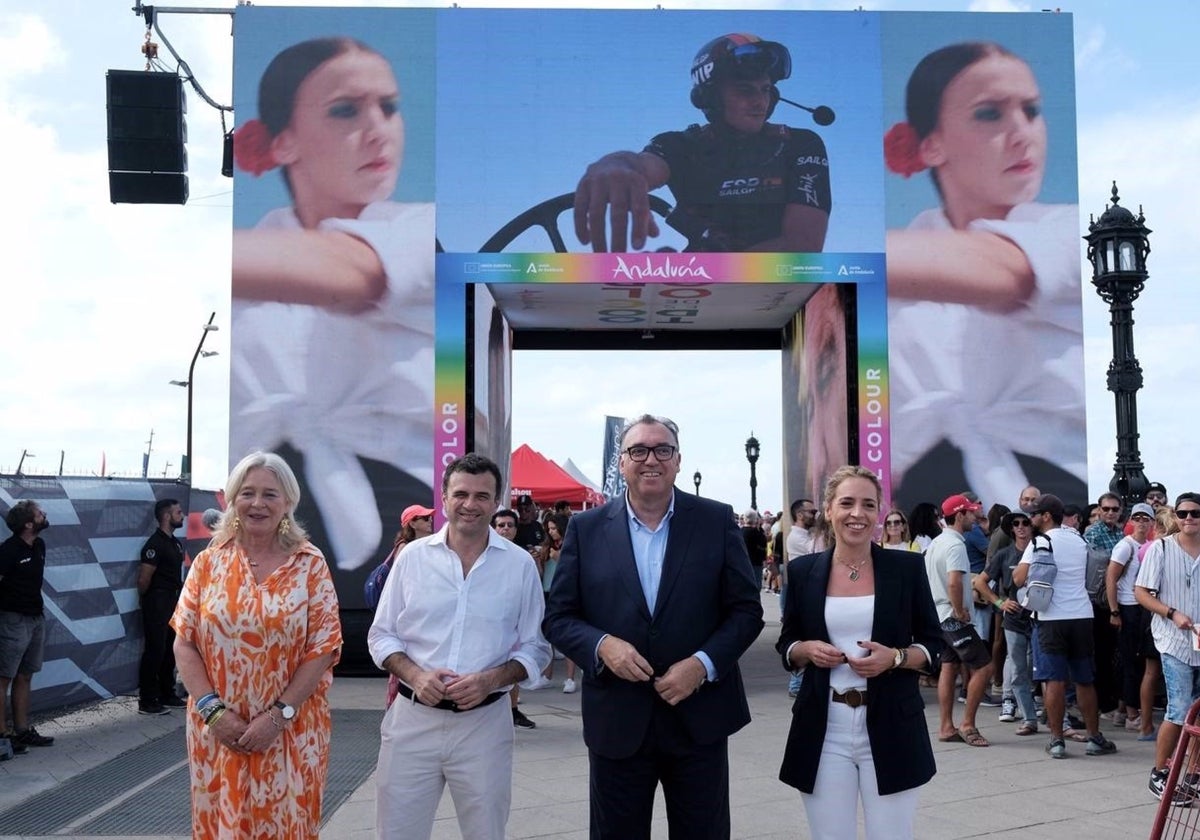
[835, 555, 867, 581]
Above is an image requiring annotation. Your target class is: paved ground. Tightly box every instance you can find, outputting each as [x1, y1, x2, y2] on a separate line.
[0, 593, 1178, 839]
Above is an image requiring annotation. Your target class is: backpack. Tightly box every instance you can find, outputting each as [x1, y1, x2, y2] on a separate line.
[1019, 533, 1057, 613]
[1085, 545, 1112, 607]
[363, 553, 395, 610]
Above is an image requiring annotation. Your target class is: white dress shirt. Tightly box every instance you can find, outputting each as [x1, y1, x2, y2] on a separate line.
[368, 525, 551, 690]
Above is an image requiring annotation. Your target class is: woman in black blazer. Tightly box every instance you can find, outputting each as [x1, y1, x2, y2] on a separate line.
[777, 465, 943, 840]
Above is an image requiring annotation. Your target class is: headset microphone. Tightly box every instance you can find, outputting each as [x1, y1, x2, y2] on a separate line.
[777, 96, 836, 126]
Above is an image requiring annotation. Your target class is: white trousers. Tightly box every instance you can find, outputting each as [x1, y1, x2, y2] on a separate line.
[375, 695, 514, 840]
[800, 699, 921, 840]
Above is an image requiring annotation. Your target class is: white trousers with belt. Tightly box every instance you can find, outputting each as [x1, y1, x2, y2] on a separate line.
[375, 693, 514, 840]
[800, 696, 921, 840]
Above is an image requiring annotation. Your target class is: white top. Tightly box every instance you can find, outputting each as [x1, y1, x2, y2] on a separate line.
[888, 203, 1085, 505]
[1110, 535, 1145, 606]
[367, 525, 552, 690]
[231, 202, 435, 571]
[924, 529, 970, 623]
[826, 594, 874, 692]
[786, 525, 814, 561]
[1136, 535, 1200, 665]
[1018, 525, 1092, 621]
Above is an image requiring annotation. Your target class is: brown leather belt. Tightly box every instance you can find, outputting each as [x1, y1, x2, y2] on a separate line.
[396, 682, 506, 713]
[832, 688, 868, 708]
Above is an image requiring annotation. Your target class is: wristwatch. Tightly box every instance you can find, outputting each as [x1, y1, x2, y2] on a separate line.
[892, 647, 908, 670]
[1167, 607, 1177, 622]
[1110, 609, 1120, 617]
[273, 700, 296, 721]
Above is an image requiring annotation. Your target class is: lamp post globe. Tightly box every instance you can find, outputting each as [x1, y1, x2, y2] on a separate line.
[744, 434, 760, 512]
[693, 470, 702, 496]
[1085, 182, 1152, 508]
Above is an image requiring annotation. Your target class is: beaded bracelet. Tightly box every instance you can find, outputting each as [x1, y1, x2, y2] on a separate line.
[200, 701, 226, 725]
[195, 692, 219, 709]
[266, 709, 284, 730]
[204, 707, 227, 728]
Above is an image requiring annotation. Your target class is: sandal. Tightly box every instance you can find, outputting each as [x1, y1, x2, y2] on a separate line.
[1062, 727, 1090, 742]
[1015, 721, 1038, 736]
[959, 726, 990, 747]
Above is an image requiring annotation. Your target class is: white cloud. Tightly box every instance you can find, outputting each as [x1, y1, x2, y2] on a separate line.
[0, 13, 63, 81]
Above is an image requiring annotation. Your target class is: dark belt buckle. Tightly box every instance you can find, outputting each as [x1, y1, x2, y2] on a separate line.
[840, 688, 866, 708]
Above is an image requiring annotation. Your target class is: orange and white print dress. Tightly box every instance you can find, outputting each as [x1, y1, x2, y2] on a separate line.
[171, 539, 342, 839]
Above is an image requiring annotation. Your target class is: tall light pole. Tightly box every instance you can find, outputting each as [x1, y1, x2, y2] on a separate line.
[744, 434, 760, 512]
[170, 312, 219, 484]
[693, 470, 702, 497]
[1085, 183, 1152, 508]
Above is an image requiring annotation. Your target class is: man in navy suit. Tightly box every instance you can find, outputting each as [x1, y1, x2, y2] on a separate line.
[544, 414, 764, 840]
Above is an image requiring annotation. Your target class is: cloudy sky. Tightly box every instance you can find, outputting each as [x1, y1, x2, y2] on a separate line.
[3, 0, 1199, 515]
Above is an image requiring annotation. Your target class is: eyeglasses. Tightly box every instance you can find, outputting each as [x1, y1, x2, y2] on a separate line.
[1147, 493, 1167, 500]
[885, 519, 904, 526]
[1011, 519, 1032, 528]
[1100, 506, 1121, 513]
[1177, 509, 1200, 520]
[1131, 514, 1152, 522]
[623, 444, 677, 462]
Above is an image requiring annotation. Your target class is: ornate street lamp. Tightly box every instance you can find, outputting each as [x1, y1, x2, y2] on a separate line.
[1085, 182, 1152, 508]
[744, 434, 760, 511]
[169, 312, 219, 484]
[693, 470, 702, 496]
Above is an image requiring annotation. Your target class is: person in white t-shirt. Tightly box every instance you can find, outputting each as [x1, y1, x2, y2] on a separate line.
[230, 37, 434, 571]
[1106, 502, 1157, 740]
[883, 41, 1085, 505]
[1013, 494, 1117, 759]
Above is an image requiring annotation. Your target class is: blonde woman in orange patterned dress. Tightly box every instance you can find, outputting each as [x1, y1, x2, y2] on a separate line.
[171, 452, 342, 838]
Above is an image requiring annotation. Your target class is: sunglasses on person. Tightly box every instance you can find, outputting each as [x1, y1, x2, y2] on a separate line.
[1011, 519, 1032, 528]
[1100, 505, 1121, 513]
[1131, 514, 1152, 522]
[885, 518, 904, 526]
[1177, 509, 1200, 520]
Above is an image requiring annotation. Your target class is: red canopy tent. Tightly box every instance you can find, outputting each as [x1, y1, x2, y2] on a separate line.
[509, 444, 605, 508]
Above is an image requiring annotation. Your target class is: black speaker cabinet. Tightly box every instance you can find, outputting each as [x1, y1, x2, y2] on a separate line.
[109, 172, 189, 205]
[106, 70, 188, 204]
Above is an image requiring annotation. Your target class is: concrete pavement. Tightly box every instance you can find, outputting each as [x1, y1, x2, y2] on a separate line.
[0, 592, 1172, 838]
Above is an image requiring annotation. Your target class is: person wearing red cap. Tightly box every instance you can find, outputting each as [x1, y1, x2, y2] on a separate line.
[925, 493, 993, 747]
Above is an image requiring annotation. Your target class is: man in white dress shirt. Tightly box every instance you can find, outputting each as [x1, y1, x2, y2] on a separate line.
[368, 453, 551, 840]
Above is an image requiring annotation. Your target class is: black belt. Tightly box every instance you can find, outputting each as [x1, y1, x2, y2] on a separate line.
[831, 688, 868, 708]
[396, 682, 506, 713]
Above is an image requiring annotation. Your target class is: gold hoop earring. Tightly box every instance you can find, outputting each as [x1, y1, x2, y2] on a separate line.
[277, 516, 290, 537]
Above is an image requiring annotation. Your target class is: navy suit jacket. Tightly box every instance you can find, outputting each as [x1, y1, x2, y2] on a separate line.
[776, 544, 944, 795]
[543, 489, 765, 759]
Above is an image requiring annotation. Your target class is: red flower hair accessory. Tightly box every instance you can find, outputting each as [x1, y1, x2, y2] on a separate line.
[233, 119, 278, 176]
[883, 122, 926, 178]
